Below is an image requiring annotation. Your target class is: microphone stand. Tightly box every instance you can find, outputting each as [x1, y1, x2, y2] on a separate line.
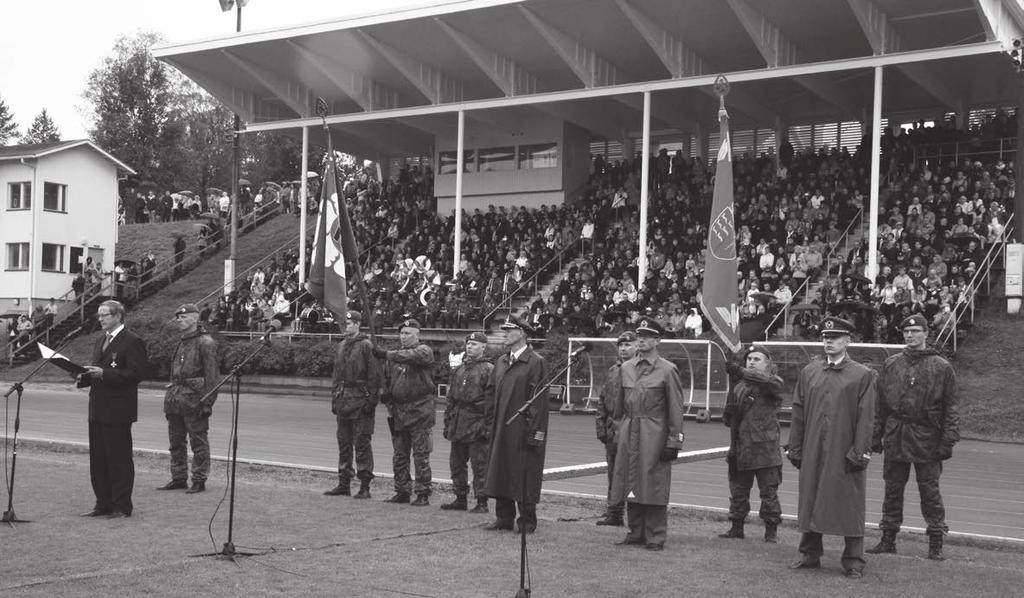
[504, 351, 587, 598]
[192, 332, 273, 562]
[2, 338, 75, 526]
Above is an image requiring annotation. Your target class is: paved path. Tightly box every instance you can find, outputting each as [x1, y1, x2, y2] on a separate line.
[5, 384, 1023, 542]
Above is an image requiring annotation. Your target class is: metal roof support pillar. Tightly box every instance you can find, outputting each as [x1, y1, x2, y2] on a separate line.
[639, 90, 652, 290]
[454, 109, 465, 279]
[299, 125, 309, 285]
[867, 66, 884, 284]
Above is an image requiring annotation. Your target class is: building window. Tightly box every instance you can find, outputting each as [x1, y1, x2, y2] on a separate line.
[6, 243, 29, 270]
[478, 146, 516, 172]
[42, 243, 65, 272]
[518, 143, 558, 169]
[44, 182, 67, 212]
[438, 150, 475, 175]
[8, 182, 31, 209]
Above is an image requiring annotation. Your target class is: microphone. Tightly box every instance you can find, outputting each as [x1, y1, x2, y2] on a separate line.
[569, 342, 593, 360]
[260, 319, 283, 343]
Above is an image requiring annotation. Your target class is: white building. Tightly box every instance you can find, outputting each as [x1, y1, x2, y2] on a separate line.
[0, 140, 134, 311]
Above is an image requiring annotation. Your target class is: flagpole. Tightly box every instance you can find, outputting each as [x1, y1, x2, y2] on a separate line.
[315, 97, 378, 340]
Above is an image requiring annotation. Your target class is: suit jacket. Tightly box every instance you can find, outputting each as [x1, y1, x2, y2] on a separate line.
[78, 328, 148, 424]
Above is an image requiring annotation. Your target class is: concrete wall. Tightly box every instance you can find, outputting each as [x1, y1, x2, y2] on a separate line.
[0, 146, 119, 312]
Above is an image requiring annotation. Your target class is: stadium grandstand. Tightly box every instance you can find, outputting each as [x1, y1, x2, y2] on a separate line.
[117, 0, 1021, 356]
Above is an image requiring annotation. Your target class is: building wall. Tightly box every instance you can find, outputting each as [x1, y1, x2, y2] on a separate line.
[433, 115, 591, 214]
[0, 146, 119, 312]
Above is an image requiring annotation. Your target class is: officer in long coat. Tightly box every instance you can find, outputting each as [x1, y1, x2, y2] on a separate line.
[608, 319, 685, 551]
[483, 316, 547, 533]
[442, 331, 495, 513]
[788, 317, 876, 578]
[594, 331, 637, 526]
[158, 303, 219, 494]
[719, 343, 784, 542]
[868, 314, 959, 560]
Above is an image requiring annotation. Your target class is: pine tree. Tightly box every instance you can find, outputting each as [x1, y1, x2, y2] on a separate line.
[0, 97, 18, 145]
[20, 109, 61, 144]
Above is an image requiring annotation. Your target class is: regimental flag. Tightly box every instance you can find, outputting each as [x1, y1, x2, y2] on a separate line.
[305, 161, 357, 320]
[699, 107, 741, 353]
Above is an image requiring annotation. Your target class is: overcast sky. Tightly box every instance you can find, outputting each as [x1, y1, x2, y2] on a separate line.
[0, 0, 428, 140]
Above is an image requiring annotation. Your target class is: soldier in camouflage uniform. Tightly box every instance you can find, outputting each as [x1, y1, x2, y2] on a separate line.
[441, 331, 494, 513]
[719, 344, 784, 542]
[158, 304, 220, 494]
[373, 318, 435, 506]
[594, 331, 637, 526]
[868, 314, 959, 561]
[324, 311, 382, 499]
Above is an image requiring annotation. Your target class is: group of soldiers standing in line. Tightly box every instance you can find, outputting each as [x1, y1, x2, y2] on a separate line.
[154, 299, 959, 576]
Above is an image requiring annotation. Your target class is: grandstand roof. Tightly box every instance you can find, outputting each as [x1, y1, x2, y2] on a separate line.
[154, 0, 1024, 156]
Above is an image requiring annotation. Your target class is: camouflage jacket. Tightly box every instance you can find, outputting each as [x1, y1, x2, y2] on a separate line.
[874, 348, 959, 462]
[723, 367, 784, 470]
[444, 356, 494, 443]
[163, 329, 219, 416]
[384, 343, 436, 430]
[331, 333, 382, 419]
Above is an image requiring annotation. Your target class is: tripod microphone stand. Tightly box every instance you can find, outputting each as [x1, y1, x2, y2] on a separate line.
[192, 331, 273, 562]
[504, 348, 589, 598]
[2, 340, 72, 526]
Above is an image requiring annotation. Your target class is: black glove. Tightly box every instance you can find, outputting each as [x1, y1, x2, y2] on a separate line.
[371, 346, 388, 359]
[844, 457, 867, 473]
[936, 443, 954, 461]
[725, 361, 742, 377]
[871, 439, 884, 453]
[199, 404, 213, 418]
[659, 447, 679, 462]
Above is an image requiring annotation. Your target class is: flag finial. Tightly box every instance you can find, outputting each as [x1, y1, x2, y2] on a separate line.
[713, 74, 730, 114]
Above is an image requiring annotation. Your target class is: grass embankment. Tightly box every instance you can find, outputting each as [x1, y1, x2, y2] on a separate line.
[5, 213, 306, 382]
[115, 221, 201, 266]
[951, 309, 1024, 442]
[3, 443, 1021, 597]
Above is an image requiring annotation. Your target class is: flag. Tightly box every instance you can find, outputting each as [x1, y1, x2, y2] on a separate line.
[305, 161, 357, 320]
[699, 107, 741, 353]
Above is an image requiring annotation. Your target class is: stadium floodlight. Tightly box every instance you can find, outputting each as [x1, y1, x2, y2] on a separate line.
[218, 0, 248, 12]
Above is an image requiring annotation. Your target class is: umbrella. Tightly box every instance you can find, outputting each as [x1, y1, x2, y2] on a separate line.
[834, 300, 879, 313]
[238, 178, 252, 186]
[748, 292, 777, 303]
[306, 171, 319, 178]
[205, 187, 225, 196]
[138, 180, 157, 188]
[264, 181, 282, 191]
[788, 303, 821, 312]
[177, 190, 194, 196]
[289, 180, 302, 185]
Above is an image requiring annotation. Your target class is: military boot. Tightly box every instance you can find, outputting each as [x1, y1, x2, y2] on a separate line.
[440, 495, 468, 511]
[764, 523, 778, 543]
[469, 498, 489, 514]
[719, 520, 744, 539]
[927, 533, 945, 561]
[596, 509, 624, 526]
[383, 492, 411, 504]
[410, 494, 430, 507]
[323, 481, 351, 496]
[866, 529, 897, 554]
[353, 480, 371, 499]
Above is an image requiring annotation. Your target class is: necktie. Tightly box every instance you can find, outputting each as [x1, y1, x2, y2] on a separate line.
[102, 333, 112, 351]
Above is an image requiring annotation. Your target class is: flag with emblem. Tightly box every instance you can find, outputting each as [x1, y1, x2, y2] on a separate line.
[305, 161, 356, 320]
[699, 106, 741, 353]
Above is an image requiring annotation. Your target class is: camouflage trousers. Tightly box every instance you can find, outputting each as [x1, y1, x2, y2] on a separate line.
[727, 465, 782, 525]
[336, 414, 375, 484]
[167, 412, 210, 483]
[391, 426, 433, 496]
[879, 459, 947, 535]
[449, 438, 489, 499]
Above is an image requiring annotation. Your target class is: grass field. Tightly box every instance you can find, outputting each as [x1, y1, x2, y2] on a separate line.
[2, 442, 1021, 597]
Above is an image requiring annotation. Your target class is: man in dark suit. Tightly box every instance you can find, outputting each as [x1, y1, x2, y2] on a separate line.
[76, 300, 148, 519]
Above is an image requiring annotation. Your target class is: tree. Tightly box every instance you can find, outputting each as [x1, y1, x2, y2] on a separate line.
[83, 31, 178, 188]
[0, 97, 18, 145]
[20, 109, 61, 144]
